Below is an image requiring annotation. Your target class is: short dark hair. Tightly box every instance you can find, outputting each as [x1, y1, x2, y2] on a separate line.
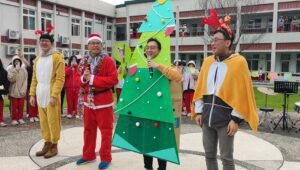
[40, 33, 54, 43]
[147, 38, 161, 50]
[68, 55, 79, 66]
[213, 29, 235, 49]
[13, 58, 22, 68]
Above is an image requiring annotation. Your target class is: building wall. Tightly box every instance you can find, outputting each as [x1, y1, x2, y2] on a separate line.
[1, 0, 300, 77]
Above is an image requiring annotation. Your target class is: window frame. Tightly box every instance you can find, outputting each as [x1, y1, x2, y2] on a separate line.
[23, 8, 36, 30]
[72, 18, 81, 36]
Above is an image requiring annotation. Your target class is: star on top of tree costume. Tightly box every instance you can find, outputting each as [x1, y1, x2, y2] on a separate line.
[112, 0, 180, 164]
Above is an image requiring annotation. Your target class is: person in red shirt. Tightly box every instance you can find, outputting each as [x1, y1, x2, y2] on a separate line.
[65, 55, 80, 119]
[76, 34, 118, 169]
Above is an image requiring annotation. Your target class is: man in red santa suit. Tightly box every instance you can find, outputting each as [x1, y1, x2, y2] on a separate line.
[76, 34, 118, 169]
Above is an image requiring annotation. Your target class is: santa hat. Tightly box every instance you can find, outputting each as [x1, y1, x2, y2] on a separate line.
[87, 34, 102, 44]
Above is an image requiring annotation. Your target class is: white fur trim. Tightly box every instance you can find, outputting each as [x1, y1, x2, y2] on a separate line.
[87, 37, 102, 44]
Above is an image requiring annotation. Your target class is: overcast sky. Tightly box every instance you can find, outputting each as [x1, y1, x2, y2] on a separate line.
[100, 0, 130, 5]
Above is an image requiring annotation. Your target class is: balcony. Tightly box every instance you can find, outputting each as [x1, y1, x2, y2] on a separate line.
[179, 27, 204, 37]
[277, 23, 300, 33]
[242, 27, 272, 34]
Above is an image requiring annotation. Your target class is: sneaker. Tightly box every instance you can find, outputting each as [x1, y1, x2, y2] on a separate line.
[67, 114, 72, 119]
[29, 117, 34, 123]
[187, 113, 191, 117]
[34, 117, 40, 122]
[182, 112, 187, 116]
[11, 120, 19, 125]
[0, 122, 7, 127]
[61, 113, 67, 118]
[75, 115, 80, 119]
[19, 119, 26, 124]
[76, 158, 95, 165]
[25, 114, 29, 118]
[99, 162, 110, 169]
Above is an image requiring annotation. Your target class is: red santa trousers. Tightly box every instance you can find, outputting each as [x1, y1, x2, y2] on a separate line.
[66, 88, 79, 115]
[10, 97, 25, 120]
[82, 106, 114, 162]
[27, 92, 38, 118]
[183, 91, 194, 113]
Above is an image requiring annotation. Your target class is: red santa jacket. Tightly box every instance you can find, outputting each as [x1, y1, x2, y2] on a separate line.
[77, 55, 118, 109]
[65, 66, 81, 89]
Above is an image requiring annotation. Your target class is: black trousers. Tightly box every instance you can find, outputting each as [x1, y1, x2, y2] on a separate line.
[143, 155, 167, 170]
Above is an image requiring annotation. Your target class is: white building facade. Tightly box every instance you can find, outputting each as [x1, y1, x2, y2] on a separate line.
[0, 0, 115, 67]
[1, 0, 300, 80]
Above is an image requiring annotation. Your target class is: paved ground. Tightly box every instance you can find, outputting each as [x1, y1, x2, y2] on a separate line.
[1, 110, 300, 170]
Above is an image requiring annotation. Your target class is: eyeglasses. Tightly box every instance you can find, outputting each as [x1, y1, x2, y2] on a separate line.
[89, 42, 101, 46]
[145, 46, 158, 50]
[210, 38, 226, 44]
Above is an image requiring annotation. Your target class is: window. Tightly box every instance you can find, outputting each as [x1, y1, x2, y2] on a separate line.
[246, 54, 259, 71]
[130, 23, 142, 39]
[266, 53, 271, 71]
[107, 25, 112, 40]
[179, 54, 186, 61]
[116, 24, 126, 41]
[84, 21, 92, 37]
[24, 47, 36, 61]
[281, 54, 290, 72]
[72, 18, 81, 36]
[72, 50, 80, 56]
[296, 54, 300, 73]
[267, 18, 273, 32]
[248, 18, 262, 28]
[171, 53, 175, 63]
[23, 9, 35, 30]
[41, 12, 53, 31]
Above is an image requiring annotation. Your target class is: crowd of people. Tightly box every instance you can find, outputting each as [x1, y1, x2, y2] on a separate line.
[278, 15, 300, 32]
[0, 9, 260, 170]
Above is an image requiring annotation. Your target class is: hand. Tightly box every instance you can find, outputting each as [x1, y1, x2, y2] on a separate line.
[117, 48, 125, 59]
[50, 96, 57, 106]
[30, 96, 35, 107]
[147, 60, 159, 69]
[117, 67, 122, 74]
[195, 115, 203, 127]
[227, 120, 238, 136]
[83, 68, 91, 81]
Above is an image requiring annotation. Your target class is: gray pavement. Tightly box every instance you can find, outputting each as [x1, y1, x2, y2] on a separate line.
[0, 111, 300, 170]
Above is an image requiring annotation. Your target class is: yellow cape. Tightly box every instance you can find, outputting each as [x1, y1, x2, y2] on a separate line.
[191, 53, 259, 131]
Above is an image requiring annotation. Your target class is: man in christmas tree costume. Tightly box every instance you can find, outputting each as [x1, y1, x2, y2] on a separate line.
[192, 9, 259, 170]
[112, 0, 181, 168]
[143, 38, 181, 170]
[76, 34, 118, 169]
[30, 25, 65, 158]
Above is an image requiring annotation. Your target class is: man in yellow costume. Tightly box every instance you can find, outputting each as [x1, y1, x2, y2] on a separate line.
[30, 26, 65, 159]
[192, 9, 259, 170]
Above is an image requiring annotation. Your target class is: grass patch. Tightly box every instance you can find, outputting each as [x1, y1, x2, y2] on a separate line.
[254, 87, 300, 112]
